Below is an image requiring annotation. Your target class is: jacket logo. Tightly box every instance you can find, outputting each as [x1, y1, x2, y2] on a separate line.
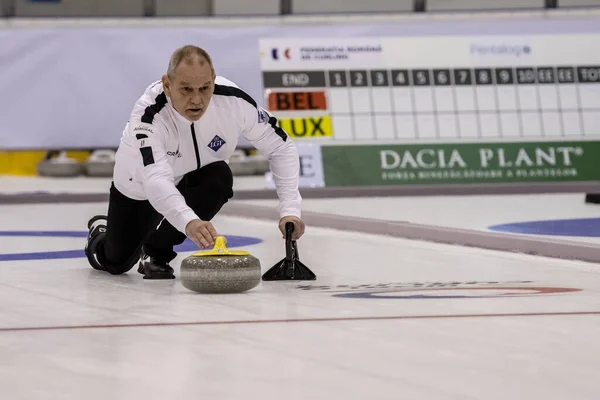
[258, 107, 269, 124]
[167, 150, 182, 158]
[208, 135, 226, 152]
[134, 126, 153, 134]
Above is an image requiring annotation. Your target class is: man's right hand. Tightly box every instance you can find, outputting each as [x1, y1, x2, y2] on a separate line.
[185, 219, 218, 249]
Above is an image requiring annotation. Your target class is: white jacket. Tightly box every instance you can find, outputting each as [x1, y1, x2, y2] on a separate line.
[113, 76, 301, 234]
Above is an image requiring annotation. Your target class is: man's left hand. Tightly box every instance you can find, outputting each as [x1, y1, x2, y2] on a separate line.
[279, 216, 305, 240]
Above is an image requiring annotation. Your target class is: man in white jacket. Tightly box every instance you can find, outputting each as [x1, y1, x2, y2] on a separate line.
[84, 45, 304, 279]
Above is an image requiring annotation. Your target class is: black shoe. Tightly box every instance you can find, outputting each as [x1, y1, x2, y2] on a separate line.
[137, 252, 175, 280]
[585, 194, 600, 204]
[85, 215, 107, 271]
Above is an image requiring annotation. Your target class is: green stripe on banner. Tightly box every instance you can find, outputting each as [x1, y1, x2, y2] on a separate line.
[321, 141, 600, 187]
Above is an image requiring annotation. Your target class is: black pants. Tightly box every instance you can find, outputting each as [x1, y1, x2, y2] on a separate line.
[96, 161, 233, 275]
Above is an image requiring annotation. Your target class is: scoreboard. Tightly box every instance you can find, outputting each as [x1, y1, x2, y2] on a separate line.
[259, 35, 600, 142]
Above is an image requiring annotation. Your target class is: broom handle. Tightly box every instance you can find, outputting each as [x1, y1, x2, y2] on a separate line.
[285, 222, 295, 261]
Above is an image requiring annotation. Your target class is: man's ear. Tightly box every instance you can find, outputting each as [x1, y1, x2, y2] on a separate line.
[162, 74, 170, 95]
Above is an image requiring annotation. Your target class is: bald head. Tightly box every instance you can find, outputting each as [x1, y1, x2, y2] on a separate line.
[167, 45, 214, 79]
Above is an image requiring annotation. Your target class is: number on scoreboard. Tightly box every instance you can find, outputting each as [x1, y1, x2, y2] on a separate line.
[326, 70, 353, 140]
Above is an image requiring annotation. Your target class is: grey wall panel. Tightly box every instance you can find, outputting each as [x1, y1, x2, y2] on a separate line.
[558, 0, 600, 6]
[15, 0, 145, 17]
[292, 0, 414, 14]
[427, 0, 545, 11]
[155, 0, 211, 17]
[213, 0, 280, 15]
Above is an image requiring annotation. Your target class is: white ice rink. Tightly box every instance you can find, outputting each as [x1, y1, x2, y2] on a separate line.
[1, 178, 600, 399]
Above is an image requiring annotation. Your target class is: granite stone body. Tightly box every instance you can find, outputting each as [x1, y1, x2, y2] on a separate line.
[180, 254, 261, 294]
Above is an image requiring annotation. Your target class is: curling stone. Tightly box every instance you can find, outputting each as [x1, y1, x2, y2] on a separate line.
[36, 151, 83, 177]
[180, 236, 261, 294]
[84, 149, 116, 177]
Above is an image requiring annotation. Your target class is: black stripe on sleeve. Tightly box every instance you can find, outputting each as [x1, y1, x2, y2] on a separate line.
[213, 84, 257, 107]
[140, 147, 155, 166]
[141, 92, 168, 124]
[135, 134, 148, 140]
[268, 116, 288, 142]
[213, 84, 287, 142]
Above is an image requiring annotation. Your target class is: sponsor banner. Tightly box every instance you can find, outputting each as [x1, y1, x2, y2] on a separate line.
[267, 91, 328, 111]
[260, 37, 385, 71]
[265, 142, 325, 188]
[278, 116, 332, 138]
[321, 140, 600, 186]
[382, 34, 600, 68]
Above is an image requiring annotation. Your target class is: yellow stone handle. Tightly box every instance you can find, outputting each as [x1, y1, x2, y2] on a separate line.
[213, 236, 227, 253]
[191, 235, 251, 257]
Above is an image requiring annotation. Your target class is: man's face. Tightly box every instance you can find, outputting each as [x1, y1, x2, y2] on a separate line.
[162, 56, 215, 121]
